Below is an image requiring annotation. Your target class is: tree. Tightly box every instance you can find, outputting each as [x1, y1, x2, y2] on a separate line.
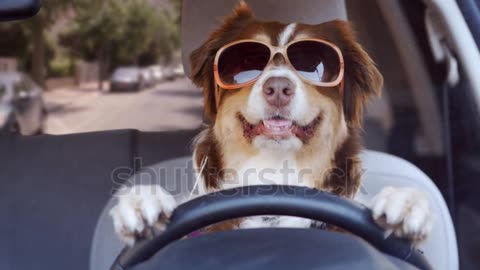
[61, 0, 178, 80]
[116, 0, 157, 65]
[60, 0, 126, 90]
[170, 0, 182, 27]
[138, 9, 180, 66]
[60, 0, 181, 88]
[21, 0, 76, 88]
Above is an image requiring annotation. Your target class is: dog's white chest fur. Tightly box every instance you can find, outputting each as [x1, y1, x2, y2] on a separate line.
[221, 150, 314, 229]
[221, 150, 314, 189]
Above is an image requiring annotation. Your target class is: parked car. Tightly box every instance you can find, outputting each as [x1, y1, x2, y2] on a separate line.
[109, 67, 144, 92]
[141, 68, 155, 87]
[0, 72, 46, 135]
[149, 65, 164, 84]
[163, 66, 175, 81]
[172, 64, 185, 78]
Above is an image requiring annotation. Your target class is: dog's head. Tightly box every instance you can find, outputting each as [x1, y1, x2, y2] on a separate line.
[191, 2, 383, 156]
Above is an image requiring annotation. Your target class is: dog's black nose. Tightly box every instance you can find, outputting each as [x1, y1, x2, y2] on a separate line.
[262, 77, 295, 107]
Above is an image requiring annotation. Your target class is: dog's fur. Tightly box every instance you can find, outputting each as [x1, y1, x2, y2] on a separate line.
[110, 2, 432, 246]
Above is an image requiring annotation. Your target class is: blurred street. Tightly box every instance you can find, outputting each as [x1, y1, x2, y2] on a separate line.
[44, 77, 203, 134]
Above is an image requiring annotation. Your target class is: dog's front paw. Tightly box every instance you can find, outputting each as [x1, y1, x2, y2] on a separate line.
[370, 187, 433, 243]
[109, 185, 177, 246]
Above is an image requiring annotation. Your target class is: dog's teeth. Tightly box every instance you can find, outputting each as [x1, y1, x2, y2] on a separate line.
[262, 119, 293, 133]
[262, 120, 271, 128]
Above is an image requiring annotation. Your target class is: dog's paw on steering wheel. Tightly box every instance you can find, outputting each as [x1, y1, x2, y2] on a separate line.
[109, 185, 177, 246]
[370, 186, 433, 244]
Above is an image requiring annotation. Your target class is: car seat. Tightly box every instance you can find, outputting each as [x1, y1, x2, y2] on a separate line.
[91, 1, 458, 270]
[0, 129, 197, 270]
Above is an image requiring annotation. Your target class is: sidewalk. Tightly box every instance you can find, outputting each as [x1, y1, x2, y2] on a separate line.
[49, 80, 110, 93]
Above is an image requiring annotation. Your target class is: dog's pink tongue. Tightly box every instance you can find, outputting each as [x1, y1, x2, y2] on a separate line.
[262, 119, 293, 136]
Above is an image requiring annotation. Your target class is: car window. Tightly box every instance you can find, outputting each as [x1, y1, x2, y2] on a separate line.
[113, 68, 139, 78]
[456, 0, 480, 49]
[1, 0, 189, 134]
[399, 2, 480, 269]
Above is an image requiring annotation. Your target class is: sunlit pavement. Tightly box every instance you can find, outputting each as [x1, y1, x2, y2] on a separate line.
[44, 77, 204, 135]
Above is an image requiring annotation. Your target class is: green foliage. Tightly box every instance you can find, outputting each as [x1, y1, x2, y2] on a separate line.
[1, 0, 181, 84]
[117, 0, 157, 61]
[60, 0, 125, 60]
[0, 22, 55, 73]
[138, 9, 180, 66]
[40, 0, 78, 23]
[48, 56, 75, 77]
[10, 0, 78, 85]
[61, 0, 180, 68]
[20, 34, 56, 74]
[170, 0, 183, 28]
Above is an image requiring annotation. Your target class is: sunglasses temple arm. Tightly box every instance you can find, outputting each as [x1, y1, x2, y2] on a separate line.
[215, 83, 221, 110]
[340, 79, 345, 97]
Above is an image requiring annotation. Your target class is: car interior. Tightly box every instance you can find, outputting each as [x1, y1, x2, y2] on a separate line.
[2, 0, 480, 269]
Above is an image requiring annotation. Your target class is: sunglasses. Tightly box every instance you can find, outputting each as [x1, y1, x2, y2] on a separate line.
[213, 38, 345, 106]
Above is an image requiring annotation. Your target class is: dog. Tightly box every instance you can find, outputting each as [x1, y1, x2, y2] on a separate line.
[109, 1, 432, 246]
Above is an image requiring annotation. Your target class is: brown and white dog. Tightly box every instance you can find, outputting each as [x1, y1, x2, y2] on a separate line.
[110, 2, 432, 246]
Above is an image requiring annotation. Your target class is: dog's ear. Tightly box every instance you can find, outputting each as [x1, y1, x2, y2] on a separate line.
[322, 20, 383, 128]
[190, 1, 254, 123]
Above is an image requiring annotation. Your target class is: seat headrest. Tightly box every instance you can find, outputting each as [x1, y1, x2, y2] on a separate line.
[181, 0, 347, 78]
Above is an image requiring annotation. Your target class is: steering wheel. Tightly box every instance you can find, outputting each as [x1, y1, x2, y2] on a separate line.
[110, 185, 432, 270]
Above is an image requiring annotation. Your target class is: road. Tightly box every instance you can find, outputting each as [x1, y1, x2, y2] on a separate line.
[44, 78, 204, 135]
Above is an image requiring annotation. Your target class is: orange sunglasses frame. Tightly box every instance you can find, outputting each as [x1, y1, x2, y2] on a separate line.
[213, 38, 345, 107]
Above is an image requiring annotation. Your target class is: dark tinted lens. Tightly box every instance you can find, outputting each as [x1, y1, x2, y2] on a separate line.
[218, 42, 270, 85]
[287, 41, 341, 83]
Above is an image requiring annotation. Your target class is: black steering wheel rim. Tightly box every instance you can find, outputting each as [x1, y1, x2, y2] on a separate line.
[110, 185, 432, 270]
